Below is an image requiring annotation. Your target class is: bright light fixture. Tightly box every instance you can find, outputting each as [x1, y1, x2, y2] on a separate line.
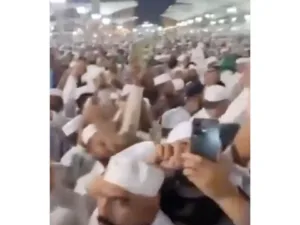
[102, 18, 111, 25]
[244, 14, 250, 22]
[204, 14, 210, 19]
[141, 22, 153, 28]
[133, 28, 137, 32]
[218, 19, 225, 24]
[72, 31, 77, 36]
[93, 34, 97, 38]
[50, 0, 66, 3]
[227, 6, 237, 14]
[117, 25, 123, 29]
[210, 14, 215, 19]
[91, 14, 102, 20]
[231, 26, 238, 31]
[231, 17, 237, 22]
[203, 28, 208, 32]
[187, 19, 194, 24]
[76, 6, 88, 14]
[157, 26, 163, 31]
[195, 17, 203, 23]
[210, 21, 216, 25]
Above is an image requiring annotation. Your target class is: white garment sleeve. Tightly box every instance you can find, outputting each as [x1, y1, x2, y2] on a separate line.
[63, 76, 77, 104]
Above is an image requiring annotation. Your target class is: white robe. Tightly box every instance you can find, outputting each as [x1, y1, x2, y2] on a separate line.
[192, 108, 211, 120]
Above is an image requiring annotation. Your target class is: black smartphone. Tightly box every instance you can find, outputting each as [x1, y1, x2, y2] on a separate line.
[191, 119, 240, 162]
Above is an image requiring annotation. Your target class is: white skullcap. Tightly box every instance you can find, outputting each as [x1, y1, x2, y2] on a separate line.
[162, 107, 191, 129]
[154, 54, 170, 62]
[69, 61, 76, 68]
[172, 67, 184, 74]
[153, 73, 172, 86]
[75, 84, 95, 100]
[221, 48, 229, 53]
[236, 58, 250, 64]
[81, 65, 105, 83]
[206, 56, 218, 66]
[166, 120, 192, 143]
[50, 89, 63, 97]
[177, 54, 186, 62]
[204, 85, 228, 102]
[81, 124, 98, 145]
[188, 64, 197, 70]
[104, 156, 165, 197]
[172, 79, 185, 91]
[110, 92, 120, 100]
[62, 115, 83, 136]
[121, 84, 134, 97]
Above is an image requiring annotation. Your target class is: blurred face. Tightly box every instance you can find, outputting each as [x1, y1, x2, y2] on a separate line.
[89, 180, 159, 225]
[50, 96, 63, 112]
[204, 68, 220, 86]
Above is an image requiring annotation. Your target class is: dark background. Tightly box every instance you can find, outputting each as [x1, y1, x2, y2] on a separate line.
[68, 0, 175, 25]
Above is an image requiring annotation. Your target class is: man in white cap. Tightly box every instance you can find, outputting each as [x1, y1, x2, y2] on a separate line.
[87, 156, 174, 225]
[193, 85, 229, 120]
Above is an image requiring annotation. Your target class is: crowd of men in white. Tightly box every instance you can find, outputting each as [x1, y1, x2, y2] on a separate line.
[50, 39, 250, 225]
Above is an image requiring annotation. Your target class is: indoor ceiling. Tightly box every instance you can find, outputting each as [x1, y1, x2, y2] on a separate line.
[162, 0, 250, 22]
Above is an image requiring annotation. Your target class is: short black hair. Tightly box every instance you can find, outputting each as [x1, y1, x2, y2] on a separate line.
[168, 55, 178, 69]
[185, 80, 204, 97]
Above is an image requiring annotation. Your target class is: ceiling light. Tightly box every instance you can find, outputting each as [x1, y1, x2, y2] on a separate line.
[210, 21, 216, 25]
[204, 14, 210, 19]
[76, 6, 88, 14]
[102, 18, 111, 25]
[157, 26, 163, 31]
[210, 14, 215, 19]
[244, 14, 250, 22]
[117, 25, 123, 29]
[203, 28, 208, 32]
[227, 6, 237, 14]
[91, 14, 102, 20]
[72, 31, 77, 36]
[231, 26, 238, 31]
[187, 19, 194, 24]
[231, 17, 237, 22]
[218, 19, 225, 24]
[133, 28, 137, 32]
[93, 34, 97, 38]
[195, 17, 203, 23]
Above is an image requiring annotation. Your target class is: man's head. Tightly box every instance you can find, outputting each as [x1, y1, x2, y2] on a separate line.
[202, 85, 229, 119]
[50, 89, 64, 112]
[88, 157, 163, 225]
[204, 65, 221, 86]
[185, 81, 204, 113]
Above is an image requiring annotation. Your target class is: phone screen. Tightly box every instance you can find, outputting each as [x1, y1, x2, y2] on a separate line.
[191, 119, 240, 162]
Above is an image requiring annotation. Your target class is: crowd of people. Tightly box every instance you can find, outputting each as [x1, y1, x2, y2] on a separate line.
[50, 35, 250, 225]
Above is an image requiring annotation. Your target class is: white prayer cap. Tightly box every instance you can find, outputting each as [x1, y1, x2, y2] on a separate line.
[177, 54, 186, 62]
[50, 89, 63, 97]
[114, 141, 155, 162]
[188, 64, 197, 70]
[75, 84, 95, 100]
[62, 115, 83, 136]
[154, 54, 170, 62]
[236, 58, 250, 64]
[81, 65, 105, 83]
[110, 92, 120, 100]
[206, 56, 217, 66]
[162, 107, 191, 129]
[121, 84, 134, 97]
[81, 124, 98, 145]
[221, 48, 229, 53]
[69, 61, 76, 68]
[104, 156, 165, 197]
[204, 85, 228, 102]
[166, 120, 192, 143]
[153, 73, 172, 86]
[172, 79, 185, 91]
